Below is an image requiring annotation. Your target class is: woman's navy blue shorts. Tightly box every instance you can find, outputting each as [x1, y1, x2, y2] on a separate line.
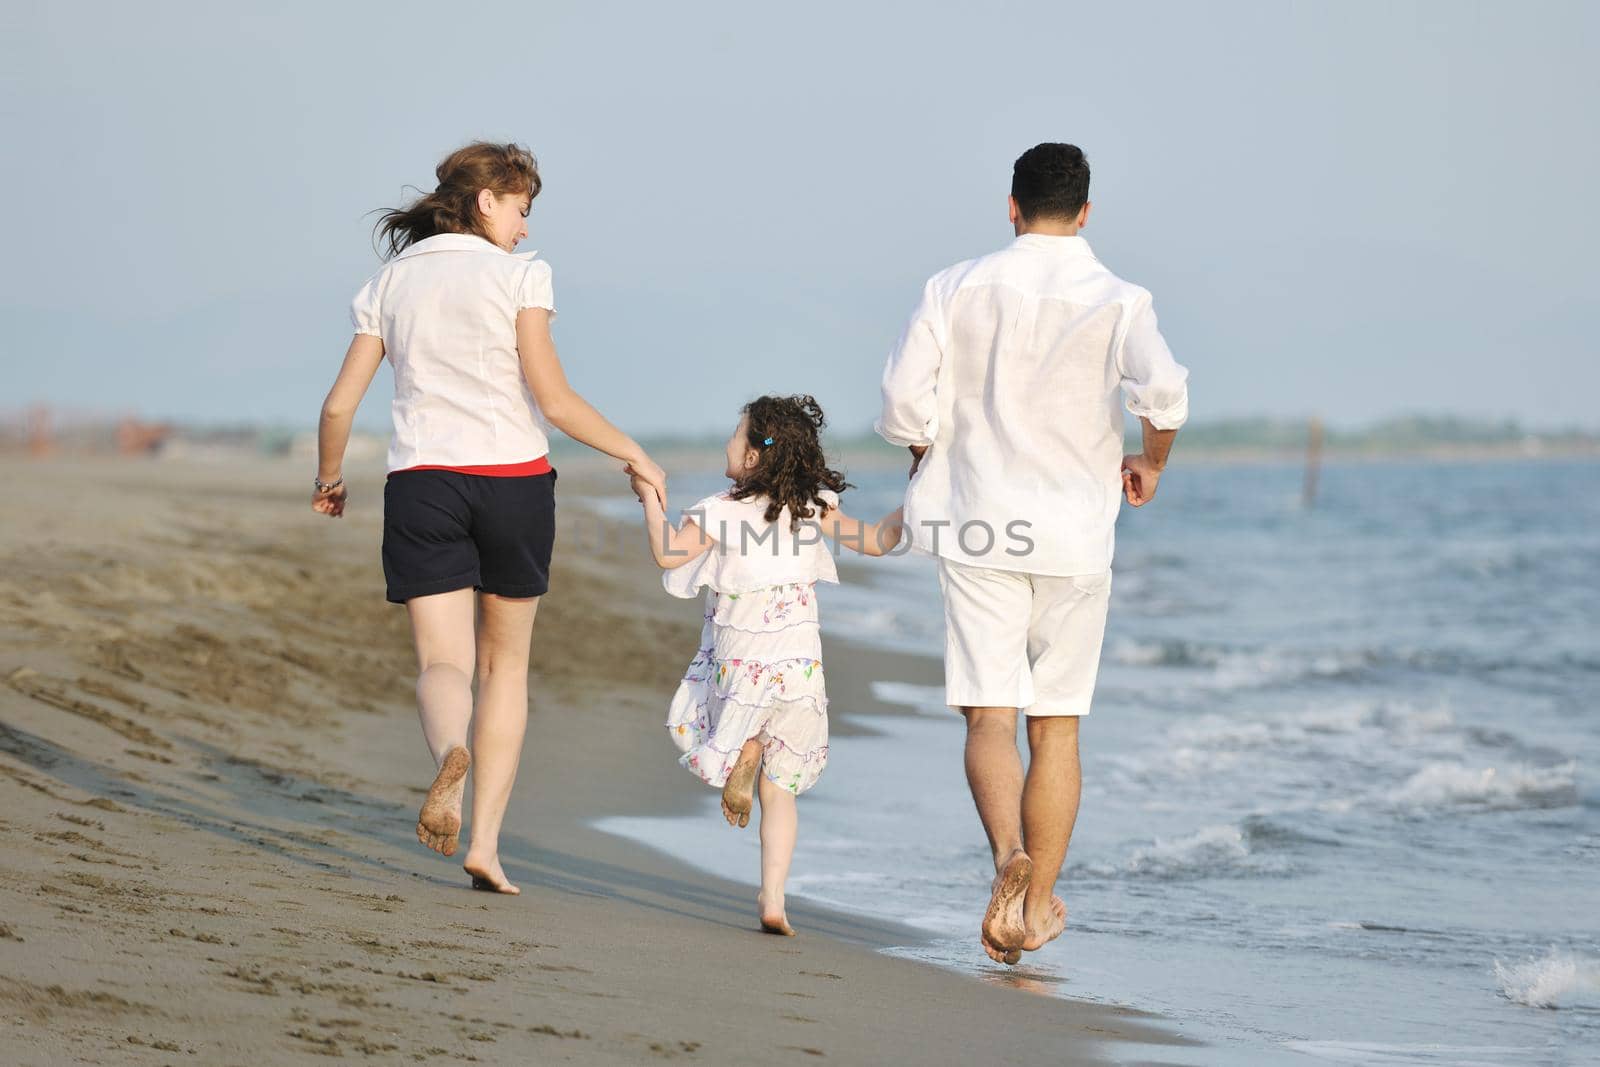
[381, 468, 556, 604]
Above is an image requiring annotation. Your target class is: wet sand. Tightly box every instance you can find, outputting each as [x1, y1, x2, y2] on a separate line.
[0, 454, 1182, 1064]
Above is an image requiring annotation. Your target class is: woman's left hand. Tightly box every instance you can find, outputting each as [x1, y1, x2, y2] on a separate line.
[627, 472, 655, 506]
[312, 484, 348, 517]
[625, 456, 668, 510]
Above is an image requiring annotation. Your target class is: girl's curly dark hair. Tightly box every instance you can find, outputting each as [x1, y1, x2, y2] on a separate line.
[729, 394, 852, 530]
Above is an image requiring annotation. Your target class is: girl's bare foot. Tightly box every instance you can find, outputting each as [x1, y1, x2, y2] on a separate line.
[463, 853, 520, 895]
[758, 892, 796, 937]
[1021, 894, 1068, 951]
[980, 849, 1031, 965]
[417, 746, 470, 856]
[720, 747, 761, 829]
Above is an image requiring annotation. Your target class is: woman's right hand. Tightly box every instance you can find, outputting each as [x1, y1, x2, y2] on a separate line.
[625, 455, 668, 510]
[311, 484, 348, 518]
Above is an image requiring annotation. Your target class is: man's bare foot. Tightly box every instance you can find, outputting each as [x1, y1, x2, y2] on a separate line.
[463, 854, 520, 895]
[758, 892, 796, 937]
[981, 849, 1032, 965]
[416, 746, 470, 856]
[980, 931, 1023, 966]
[720, 752, 759, 829]
[1020, 895, 1068, 951]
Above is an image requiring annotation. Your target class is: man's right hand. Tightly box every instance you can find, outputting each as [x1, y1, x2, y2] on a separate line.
[1121, 453, 1163, 507]
[908, 444, 929, 479]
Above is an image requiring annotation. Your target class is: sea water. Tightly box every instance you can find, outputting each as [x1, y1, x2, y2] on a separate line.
[594, 458, 1599, 1065]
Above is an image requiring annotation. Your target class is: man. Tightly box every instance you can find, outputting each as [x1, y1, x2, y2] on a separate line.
[876, 143, 1189, 965]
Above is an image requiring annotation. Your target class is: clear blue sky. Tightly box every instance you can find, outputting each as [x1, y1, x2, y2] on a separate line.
[4, 1, 1595, 435]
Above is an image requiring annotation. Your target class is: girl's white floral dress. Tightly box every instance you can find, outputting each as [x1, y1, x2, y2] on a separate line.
[663, 489, 839, 796]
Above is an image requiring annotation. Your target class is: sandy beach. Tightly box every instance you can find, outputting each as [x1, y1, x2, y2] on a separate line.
[0, 455, 1181, 1065]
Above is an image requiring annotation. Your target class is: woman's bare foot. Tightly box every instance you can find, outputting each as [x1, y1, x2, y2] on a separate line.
[463, 854, 520, 895]
[720, 748, 760, 829]
[980, 849, 1031, 965]
[416, 746, 470, 856]
[758, 892, 796, 937]
[1020, 895, 1068, 951]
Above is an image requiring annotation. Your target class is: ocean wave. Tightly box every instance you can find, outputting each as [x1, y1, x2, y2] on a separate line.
[823, 603, 944, 656]
[1386, 762, 1579, 813]
[1085, 823, 1297, 881]
[1164, 702, 1456, 752]
[1283, 1040, 1539, 1064]
[1105, 637, 1375, 688]
[1105, 636, 1600, 691]
[1127, 824, 1248, 876]
[1239, 813, 1343, 849]
[1494, 948, 1600, 1009]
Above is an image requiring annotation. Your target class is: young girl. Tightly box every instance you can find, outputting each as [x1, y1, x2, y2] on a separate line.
[313, 141, 665, 895]
[629, 395, 903, 936]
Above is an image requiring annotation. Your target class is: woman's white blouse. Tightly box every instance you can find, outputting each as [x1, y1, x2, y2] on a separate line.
[349, 233, 556, 472]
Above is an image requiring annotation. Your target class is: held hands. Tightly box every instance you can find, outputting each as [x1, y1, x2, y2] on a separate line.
[628, 471, 657, 507]
[624, 455, 668, 510]
[1121, 453, 1163, 507]
[311, 483, 348, 518]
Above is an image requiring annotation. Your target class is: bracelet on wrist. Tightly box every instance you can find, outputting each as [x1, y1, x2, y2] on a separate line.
[314, 475, 345, 494]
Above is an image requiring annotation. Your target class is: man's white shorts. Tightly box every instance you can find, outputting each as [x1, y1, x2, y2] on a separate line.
[936, 559, 1113, 717]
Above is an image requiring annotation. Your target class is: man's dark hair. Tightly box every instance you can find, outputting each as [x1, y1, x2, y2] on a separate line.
[1011, 143, 1090, 222]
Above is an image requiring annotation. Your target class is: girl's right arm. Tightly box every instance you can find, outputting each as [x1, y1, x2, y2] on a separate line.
[516, 308, 666, 506]
[631, 474, 716, 570]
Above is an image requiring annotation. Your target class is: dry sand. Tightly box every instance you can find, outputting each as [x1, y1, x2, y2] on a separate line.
[0, 455, 1182, 1065]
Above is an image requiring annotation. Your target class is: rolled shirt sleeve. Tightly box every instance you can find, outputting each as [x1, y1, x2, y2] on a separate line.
[875, 278, 945, 447]
[1116, 290, 1189, 430]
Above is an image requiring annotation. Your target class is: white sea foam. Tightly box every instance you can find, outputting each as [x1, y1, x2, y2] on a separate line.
[1127, 824, 1247, 874]
[824, 601, 943, 656]
[1103, 637, 1373, 689]
[1493, 948, 1600, 1009]
[1386, 761, 1579, 813]
[1108, 701, 1465, 793]
[1084, 823, 1291, 880]
[1283, 1041, 1537, 1065]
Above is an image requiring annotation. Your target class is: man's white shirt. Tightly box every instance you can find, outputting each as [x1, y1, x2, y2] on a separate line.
[876, 233, 1189, 576]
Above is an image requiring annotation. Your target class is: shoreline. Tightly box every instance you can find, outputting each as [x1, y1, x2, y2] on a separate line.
[0, 455, 1188, 1064]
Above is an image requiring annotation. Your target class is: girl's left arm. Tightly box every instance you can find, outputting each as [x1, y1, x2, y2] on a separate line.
[819, 505, 905, 557]
[312, 333, 386, 517]
[632, 475, 716, 569]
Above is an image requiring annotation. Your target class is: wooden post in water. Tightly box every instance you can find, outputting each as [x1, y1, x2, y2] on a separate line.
[1303, 416, 1324, 508]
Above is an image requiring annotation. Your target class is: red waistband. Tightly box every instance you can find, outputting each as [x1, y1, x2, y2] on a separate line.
[392, 456, 553, 478]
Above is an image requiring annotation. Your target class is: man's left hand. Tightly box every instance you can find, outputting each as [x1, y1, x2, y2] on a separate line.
[1121, 453, 1163, 507]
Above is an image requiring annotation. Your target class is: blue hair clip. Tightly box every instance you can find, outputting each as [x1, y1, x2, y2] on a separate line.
[763, 436, 774, 446]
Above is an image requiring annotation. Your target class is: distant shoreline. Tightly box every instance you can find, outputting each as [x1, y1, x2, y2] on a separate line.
[648, 438, 1600, 473]
[4, 413, 1595, 471]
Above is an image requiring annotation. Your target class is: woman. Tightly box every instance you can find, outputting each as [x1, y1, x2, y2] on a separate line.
[312, 141, 665, 894]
